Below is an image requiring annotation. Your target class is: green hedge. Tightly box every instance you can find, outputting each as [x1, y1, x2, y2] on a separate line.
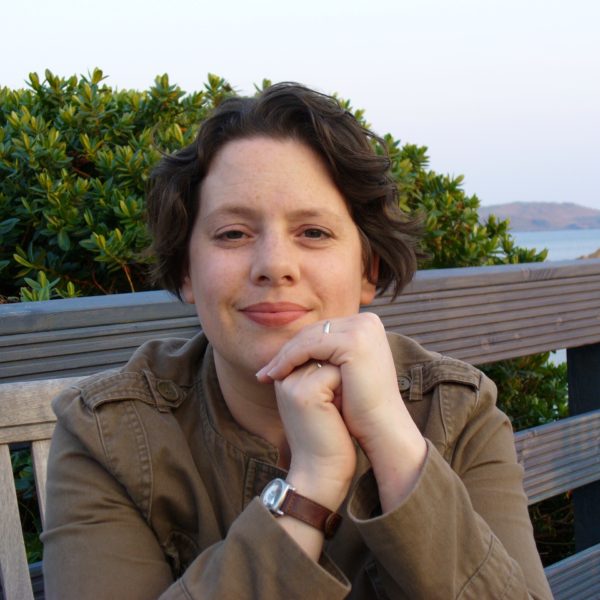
[0, 69, 235, 300]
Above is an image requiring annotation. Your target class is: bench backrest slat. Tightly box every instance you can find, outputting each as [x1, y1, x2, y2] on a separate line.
[31, 440, 51, 530]
[0, 378, 80, 445]
[0, 444, 34, 600]
[515, 409, 600, 504]
[544, 542, 600, 600]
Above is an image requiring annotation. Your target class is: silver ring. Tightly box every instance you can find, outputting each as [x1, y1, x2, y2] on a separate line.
[323, 320, 331, 334]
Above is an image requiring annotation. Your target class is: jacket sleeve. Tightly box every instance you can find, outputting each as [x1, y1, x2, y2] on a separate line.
[42, 421, 350, 600]
[346, 373, 553, 600]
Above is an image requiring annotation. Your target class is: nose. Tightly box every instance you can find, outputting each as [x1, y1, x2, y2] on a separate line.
[249, 231, 300, 286]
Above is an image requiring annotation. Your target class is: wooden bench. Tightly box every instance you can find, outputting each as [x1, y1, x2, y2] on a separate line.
[2, 259, 600, 599]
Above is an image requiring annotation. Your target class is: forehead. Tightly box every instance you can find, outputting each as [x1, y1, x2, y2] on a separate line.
[199, 136, 351, 217]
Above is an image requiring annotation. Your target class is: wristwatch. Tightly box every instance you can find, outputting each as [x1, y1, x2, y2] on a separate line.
[260, 478, 342, 539]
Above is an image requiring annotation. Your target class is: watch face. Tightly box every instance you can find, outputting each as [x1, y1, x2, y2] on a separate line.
[261, 478, 286, 511]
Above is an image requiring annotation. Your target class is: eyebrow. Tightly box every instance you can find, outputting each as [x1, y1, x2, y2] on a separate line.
[203, 205, 344, 223]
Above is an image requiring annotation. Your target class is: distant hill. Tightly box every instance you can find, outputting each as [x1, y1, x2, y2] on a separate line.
[478, 202, 600, 232]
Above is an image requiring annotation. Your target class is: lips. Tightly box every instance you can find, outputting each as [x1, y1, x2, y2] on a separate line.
[240, 302, 309, 327]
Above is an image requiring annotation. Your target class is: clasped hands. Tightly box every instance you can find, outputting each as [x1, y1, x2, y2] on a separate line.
[256, 312, 427, 515]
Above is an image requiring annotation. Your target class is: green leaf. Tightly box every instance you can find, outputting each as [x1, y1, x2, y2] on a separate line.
[91, 68, 104, 85]
[13, 253, 35, 269]
[0, 217, 19, 235]
[57, 229, 71, 251]
[23, 276, 39, 289]
[28, 72, 41, 89]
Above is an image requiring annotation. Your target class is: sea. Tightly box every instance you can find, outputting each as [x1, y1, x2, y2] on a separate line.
[510, 228, 600, 261]
[508, 228, 600, 363]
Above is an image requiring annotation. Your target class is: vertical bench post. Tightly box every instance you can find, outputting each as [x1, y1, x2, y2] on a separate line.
[567, 341, 600, 552]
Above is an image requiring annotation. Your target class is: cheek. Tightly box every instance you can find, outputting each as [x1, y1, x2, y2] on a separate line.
[313, 256, 365, 310]
[189, 280, 223, 336]
[188, 253, 242, 313]
[181, 250, 219, 306]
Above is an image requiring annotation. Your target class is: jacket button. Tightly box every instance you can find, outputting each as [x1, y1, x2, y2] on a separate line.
[398, 375, 411, 392]
[157, 380, 179, 402]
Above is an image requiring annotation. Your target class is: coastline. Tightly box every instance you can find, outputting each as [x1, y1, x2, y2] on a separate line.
[509, 228, 600, 262]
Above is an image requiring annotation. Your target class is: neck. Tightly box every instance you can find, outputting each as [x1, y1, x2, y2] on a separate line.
[213, 352, 291, 469]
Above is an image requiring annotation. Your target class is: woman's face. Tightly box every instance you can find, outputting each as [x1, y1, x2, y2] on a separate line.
[181, 136, 377, 378]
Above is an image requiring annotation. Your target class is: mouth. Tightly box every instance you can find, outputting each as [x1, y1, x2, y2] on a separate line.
[240, 302, 310, 327]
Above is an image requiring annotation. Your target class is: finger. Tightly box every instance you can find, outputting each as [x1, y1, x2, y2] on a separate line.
[282, 361, 342, 395]
[275, 362, 343, 421]
[256, 321, 343, 381]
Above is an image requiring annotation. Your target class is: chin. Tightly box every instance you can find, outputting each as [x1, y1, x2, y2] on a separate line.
[249, 339, 289, 368]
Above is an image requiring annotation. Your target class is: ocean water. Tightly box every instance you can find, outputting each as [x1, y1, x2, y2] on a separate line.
[510, 228, 600, 261]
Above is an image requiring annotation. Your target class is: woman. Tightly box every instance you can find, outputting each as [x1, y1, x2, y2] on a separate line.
[42, 83, 552, 599]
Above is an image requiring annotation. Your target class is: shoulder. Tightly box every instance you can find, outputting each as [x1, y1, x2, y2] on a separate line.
[386, 331, 491, 396]
[52, 333, 209, 417]
[387, 332, 499, 459]
[48, 333, 211, 517]
[50, 333, 210, 470]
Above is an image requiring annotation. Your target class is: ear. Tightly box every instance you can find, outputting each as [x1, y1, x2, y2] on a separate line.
[360, 254, 379, 306]
[180, 274, 196, 304]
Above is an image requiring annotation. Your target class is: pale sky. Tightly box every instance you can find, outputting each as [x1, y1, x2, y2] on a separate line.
[5, 0, 600, 210]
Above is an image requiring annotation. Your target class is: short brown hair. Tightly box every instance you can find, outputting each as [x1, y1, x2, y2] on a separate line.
[146, 82, 421, 299]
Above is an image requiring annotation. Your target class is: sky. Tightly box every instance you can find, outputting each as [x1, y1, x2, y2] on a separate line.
[4, 0, 600, 210]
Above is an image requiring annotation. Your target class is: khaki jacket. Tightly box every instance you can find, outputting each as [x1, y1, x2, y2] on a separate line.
[42, 332, 552, 599]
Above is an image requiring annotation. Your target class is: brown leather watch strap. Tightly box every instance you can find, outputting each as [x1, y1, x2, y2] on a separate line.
[279, 489, 342, 539]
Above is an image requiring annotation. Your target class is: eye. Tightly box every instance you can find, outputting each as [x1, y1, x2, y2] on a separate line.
[217, 230, 246, 241]
[302, 228, 330, 239]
